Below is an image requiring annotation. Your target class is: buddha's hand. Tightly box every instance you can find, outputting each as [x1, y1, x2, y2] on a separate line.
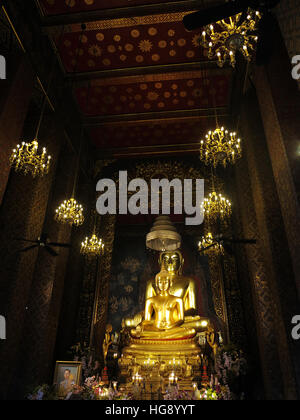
[158, 321, 167, 329]
[141, 320, 152, 329]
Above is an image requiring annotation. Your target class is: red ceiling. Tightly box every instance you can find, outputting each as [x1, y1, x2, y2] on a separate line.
[75, 72, 230, 116]
[90, 118, 226, 149]
[42, 1, 234, 154]
[40, 0, 183, 15]
[58, 21, 207, 73]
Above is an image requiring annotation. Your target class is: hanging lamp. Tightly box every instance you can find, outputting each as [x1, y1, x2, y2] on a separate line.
[146, 215, 181, 252]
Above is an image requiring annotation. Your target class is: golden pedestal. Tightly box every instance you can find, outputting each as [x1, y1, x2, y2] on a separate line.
[119, 336, 203, 388]
[123, 337, 200, 359]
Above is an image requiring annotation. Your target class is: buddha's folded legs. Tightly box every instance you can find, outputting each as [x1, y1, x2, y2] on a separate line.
[131, 326, 196, 339]
[183, 317, 210, 331]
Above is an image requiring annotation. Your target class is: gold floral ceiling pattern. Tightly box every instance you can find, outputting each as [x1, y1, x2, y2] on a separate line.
[58, 21, 208, 72]
[76, 70, 230, 116]
[90, 118, 227, 150]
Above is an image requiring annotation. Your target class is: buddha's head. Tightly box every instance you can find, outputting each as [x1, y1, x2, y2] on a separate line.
[159, 250, 184, 275]
[155, 271, 173, 293]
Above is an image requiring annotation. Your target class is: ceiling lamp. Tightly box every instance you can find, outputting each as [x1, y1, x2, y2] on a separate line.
[200, 9, 261, 67]
[9, 25, 71, 178]
[200, 127, 242, 168]
[55, 198, 84, 227]
[198, 232, 224, 256]
[81, 234, 104, 257]
[146, 216, 181, 252]
[55, 77, 90, 228]
[201, 191, 232, 224]
[9, 55, 55, 177]
[54, 136, 85, 227]
[10, 140, 51, 177]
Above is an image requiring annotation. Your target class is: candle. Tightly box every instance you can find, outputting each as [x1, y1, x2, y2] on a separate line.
[195, 389, 201, 400]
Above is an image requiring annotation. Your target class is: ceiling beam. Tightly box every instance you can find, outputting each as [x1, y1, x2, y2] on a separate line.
[65, 60, 219, 82]
[39, 0, 219, 27]
[83, 107, 229, 126]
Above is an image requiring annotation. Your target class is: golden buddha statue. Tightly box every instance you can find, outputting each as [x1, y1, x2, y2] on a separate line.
[119, 249, 212, 383]
[124, 250, 202, 330]
[131, 271, 197, 340]
[146, 250, 198, 316]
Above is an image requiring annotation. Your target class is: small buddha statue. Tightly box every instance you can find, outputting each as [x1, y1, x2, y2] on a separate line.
[131, 271, 198, 340]
[206, 325, 220, 360]
[102, 324, 114, 366]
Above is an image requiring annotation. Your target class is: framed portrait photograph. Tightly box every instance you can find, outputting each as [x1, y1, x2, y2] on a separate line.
[53, 361, 82, 398]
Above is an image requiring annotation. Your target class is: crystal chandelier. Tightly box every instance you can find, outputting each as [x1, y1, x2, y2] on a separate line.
[81, 234, 104, 257]
[198, 232, 224, 255]
[200, 9, 261, 67]
[201, 191, 232, 223]
[55, 198, 84, 227]
[200, 127, 242, 168]
[10, 139, 51, 177]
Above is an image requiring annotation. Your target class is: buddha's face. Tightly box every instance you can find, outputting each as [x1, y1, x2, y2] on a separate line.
[161, 252, 181, 273]
[157, 275, 170, 293]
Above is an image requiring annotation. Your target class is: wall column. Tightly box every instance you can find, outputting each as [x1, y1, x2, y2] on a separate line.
[15, 131, 76, 395]
[93, 214, 116, 360]
[0, 56, 34, 205]
[0, 112, 60, 399]
[254, 19, 300, 298]
[235, 85, 300, 399]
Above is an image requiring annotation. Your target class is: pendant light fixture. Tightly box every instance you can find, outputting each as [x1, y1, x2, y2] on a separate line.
[54, 25, 88, 228]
